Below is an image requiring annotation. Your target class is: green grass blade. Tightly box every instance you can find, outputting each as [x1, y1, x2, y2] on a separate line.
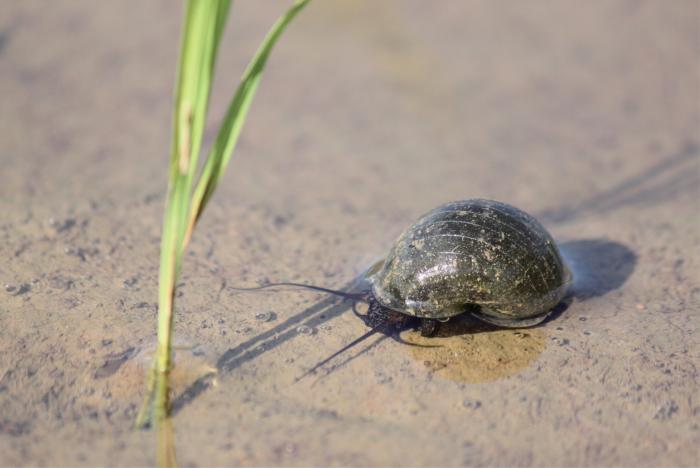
[159, 0, 229, 366]
[137, 0, 312, 452]
[186, 0, 310, 236]
[138, 0, 232, 430]
[171, 0, 232, 260]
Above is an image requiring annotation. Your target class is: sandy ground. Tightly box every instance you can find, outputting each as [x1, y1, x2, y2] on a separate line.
[1, 0, 699, 466]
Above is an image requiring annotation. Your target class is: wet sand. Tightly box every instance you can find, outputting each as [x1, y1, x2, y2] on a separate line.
[1, 1, 699, 466]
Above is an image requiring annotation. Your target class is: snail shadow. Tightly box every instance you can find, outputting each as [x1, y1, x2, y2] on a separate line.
[559, 239, 637, 301]
[543, 238, 637, 323]
[171, 281, 359, 415]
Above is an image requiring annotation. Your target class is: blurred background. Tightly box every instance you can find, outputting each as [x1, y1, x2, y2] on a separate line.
[1, 1, 698, 466]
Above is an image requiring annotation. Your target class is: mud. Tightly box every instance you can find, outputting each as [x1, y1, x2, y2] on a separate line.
[1, 1, 699, 466]
[407, 322, 549, 383]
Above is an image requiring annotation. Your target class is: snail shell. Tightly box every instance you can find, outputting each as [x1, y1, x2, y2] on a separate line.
[368, 199, 571, 327]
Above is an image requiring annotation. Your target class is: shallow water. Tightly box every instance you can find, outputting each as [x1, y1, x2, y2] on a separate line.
[1, 1, 699, 466]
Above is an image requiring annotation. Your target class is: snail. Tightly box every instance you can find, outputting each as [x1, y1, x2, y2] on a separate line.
[233, 199, 571, 377]
[236, 199, 571, 339]
[363, 198, 571, 336]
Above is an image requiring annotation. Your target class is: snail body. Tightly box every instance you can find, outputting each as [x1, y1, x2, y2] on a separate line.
[366, 199, 571, 335]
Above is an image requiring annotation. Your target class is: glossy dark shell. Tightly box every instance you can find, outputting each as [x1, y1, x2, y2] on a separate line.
[369, 199, 570, 324]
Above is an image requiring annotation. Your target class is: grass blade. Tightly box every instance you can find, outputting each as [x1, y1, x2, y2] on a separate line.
[136, 1, 311, 451]
[138, 0, 232, 430]
[185, 0, 311, 241]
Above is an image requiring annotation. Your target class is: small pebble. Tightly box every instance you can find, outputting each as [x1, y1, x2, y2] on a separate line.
[255, 311, 276, 322]
[462, 399, 482, 410]
[123, 277, 138, 288]
[296, 325, 315, 335]
[49, 218, 76, 232]
[4, 283, 30, 296]
[579, 317, 587, 322]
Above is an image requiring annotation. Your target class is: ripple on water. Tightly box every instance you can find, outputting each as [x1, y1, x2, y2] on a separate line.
[89, 341, 218, 405]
